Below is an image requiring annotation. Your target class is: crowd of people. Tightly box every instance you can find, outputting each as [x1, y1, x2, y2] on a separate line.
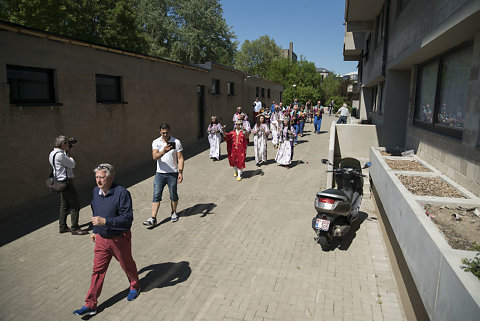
[208, 98, 345, 180]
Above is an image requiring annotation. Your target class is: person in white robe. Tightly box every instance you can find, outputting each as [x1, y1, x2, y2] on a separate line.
[207, 116, 223, 161]
[275, 118, 296, 168]
[270, 105, 284, 148]
[252, 114, 270, 166]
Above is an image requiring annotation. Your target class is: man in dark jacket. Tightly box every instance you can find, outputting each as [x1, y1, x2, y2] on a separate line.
[73, 164, 140, 316]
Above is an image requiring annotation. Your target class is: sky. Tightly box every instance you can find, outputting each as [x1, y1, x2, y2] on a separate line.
[220, 0, 357, 75]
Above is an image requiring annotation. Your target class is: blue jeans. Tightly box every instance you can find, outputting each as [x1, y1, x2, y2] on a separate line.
[299, 121, 305, 135]
[314, 117, 322, 133]
[337, 116, 347, 124]
[153, 172, 179, 202]
[293, 124, 300, 143]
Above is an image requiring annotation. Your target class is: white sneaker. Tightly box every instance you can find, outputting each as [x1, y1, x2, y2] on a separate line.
[171, 213, 178, 222]
[143, 217, 157, 226]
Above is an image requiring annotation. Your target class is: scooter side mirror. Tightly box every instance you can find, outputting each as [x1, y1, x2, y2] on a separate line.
[321, 159, 332, 165]
[363, 162, 372, 169]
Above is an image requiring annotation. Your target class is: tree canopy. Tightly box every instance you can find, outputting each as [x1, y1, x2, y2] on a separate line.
[234, 35, 281, 77]
[0, 0, 237, 65]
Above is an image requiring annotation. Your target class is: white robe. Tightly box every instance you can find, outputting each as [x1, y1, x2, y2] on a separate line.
[207, 123, 222, 159]
[275, 127, 295, 165]
[253, 123, 269, 163]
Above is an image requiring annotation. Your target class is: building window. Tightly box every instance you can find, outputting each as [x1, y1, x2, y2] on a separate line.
[261, 88, 265, 98]
[267, 89, 271, 98]
[96, 74, 121, 103]
[227, 82, 234, 95]
[414, 43, 472, 138]
[211, 79, 220, 95]
[7, 65, 55, 104]
[256, 87, 259, 97]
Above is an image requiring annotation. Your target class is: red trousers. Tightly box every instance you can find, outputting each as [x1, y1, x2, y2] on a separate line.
[85, 231, 140, 309]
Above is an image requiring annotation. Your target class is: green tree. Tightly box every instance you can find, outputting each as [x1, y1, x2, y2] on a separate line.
[139, 0, 237, 65]
[0, 0, 149, 53]
[235, 35, 281, 77]
[167, 0, 236, 65]
[266, 57, 326, 104]
[0, 0, 236, 65]
[320, 74, 342, 104]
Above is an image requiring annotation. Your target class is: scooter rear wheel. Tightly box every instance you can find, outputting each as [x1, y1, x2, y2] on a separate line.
[317, 235, 331, 249]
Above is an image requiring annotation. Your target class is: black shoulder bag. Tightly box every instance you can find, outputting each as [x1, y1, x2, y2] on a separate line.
[45, 152, 69, 192]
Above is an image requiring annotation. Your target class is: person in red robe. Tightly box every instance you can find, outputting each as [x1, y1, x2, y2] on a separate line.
[224, 120, 248, 181]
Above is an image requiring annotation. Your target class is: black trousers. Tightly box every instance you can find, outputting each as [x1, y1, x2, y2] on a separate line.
[59, 180, 80, 229]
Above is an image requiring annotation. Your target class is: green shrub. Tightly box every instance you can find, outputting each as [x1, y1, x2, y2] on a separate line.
[461, 245, 480, 280]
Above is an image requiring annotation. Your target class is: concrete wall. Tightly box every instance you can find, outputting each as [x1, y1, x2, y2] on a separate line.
[370, 147, 480, 321]
[0, 25, 283, 214]
[381, 70, 410, 149]
[334, 124, 379, 160]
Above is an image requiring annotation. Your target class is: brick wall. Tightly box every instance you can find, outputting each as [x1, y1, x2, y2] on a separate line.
[0, 26, 283, 214]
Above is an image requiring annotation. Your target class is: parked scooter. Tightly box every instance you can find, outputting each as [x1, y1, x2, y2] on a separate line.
[312, 157, 371, 249]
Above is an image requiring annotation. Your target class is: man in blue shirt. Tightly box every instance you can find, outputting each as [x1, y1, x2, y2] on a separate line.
[270, 100, 276, 114]
[73, 164, 140, 316]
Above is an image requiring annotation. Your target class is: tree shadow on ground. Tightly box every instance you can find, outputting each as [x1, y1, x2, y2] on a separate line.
[319, 211, 369, 252]
[242, 169, 264, 179]
[83, 261, 191, 319]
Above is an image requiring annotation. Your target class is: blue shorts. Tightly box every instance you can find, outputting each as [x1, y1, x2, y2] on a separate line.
[152, 172, 179, 202]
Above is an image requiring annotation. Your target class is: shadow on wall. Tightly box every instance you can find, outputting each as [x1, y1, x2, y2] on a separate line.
[0, 140, 210, 247]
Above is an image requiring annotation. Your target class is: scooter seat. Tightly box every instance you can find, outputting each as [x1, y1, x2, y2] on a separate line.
[316, 188, 349, 202]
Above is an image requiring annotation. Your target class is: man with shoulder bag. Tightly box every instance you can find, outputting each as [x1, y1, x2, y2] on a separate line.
[49, 135, 88, 235]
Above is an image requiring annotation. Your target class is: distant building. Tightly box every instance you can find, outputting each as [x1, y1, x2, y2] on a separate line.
[281, 42, 297, 62]
[316, 67, 330, 80]
[342, 71, 358, 82]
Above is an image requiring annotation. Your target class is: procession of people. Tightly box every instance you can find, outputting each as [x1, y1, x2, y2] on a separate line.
[207, 98, 344, 179]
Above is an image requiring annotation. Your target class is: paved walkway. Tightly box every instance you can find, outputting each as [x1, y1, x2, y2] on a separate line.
[0, 119, 406, 321]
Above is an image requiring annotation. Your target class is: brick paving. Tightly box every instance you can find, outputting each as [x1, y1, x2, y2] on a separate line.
[0, 120, 406, 321]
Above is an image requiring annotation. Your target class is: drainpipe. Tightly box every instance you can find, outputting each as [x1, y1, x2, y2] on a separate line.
[382, 0, 390, 76]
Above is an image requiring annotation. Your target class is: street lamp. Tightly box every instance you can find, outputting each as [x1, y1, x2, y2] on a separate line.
[292, 84, 297, 103]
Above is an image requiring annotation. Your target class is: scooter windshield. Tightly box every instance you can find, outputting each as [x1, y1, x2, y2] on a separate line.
[339, 157, 361, 170]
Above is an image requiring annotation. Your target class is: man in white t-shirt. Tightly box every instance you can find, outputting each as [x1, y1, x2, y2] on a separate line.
[336, 104, 349, 124]
[143, 123, 184, 226]
[253, 97, 262, 121]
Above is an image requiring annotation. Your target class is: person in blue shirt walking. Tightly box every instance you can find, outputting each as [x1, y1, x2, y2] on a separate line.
[270, 100, 276, 114]
[73, 164, 140, 316]
[313, 101, 324, 134]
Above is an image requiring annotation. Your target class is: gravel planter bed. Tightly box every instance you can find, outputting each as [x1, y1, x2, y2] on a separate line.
[386, 159, 431, 172]
[397, 175, 466, 198]
[424, 204, 480, 250]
